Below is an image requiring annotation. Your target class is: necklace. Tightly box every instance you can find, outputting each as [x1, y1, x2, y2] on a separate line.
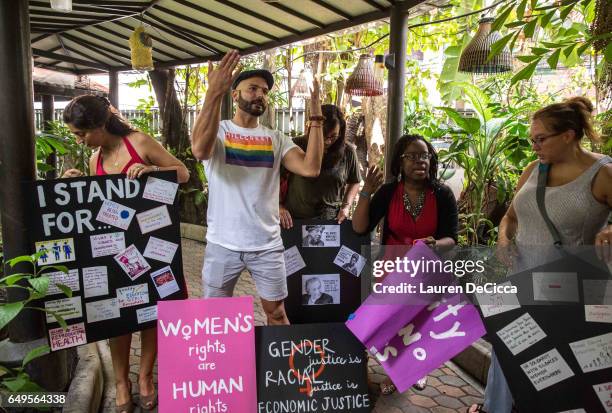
[403, 190, 425, 220]
[105, 142, 122, 168]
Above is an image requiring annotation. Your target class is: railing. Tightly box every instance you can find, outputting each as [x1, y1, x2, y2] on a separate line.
[35, 108, 306, 135]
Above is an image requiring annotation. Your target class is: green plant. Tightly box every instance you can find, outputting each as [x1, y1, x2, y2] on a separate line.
[438, 81, 533, 245]
[36, 121, 90, 178]
[0, 253, 73, 392]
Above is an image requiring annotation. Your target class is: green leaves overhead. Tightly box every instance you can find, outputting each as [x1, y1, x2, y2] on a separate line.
[438, 107, 481, 135]
[511, 61, 538, 86]
[547, 48, 561, 69]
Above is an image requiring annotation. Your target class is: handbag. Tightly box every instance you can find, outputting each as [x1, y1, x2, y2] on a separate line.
[536, 163, 563, 247]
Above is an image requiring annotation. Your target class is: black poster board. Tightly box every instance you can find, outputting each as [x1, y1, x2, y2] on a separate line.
[256, 322, 371, 413]
[281, 219, 370, 324]
[480, 251, 611, 413]
[27, 172, 187, 351]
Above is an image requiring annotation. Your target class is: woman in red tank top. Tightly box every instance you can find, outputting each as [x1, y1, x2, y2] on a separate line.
[62, 95, 189, 413]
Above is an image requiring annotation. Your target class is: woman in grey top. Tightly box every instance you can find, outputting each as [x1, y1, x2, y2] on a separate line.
[469, 96, 612, 413]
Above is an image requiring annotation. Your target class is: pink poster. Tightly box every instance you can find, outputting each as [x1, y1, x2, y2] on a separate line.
[158, 297, 257, 412]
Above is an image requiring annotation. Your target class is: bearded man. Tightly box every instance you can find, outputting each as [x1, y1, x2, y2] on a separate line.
[191, 50, 324, 325]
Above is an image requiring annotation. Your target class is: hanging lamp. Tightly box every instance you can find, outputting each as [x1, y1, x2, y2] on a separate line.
[345, 54, 384, 96]
[129, 25, 154, 71]
[459, 17, 512, 74]
[291, 69, 313, 98]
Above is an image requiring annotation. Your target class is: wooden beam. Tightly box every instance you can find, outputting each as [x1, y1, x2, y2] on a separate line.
[31, 34, 50, 43]
[265, 2, 325, 28]
[361, 0, 386, 11]
[32, 48, 111, 70]
[146, 13, 228, 54]
[172, 0, 280, 42]
[62, 34, 129, 65]
[71, 0, 149, 7]
[309, 0, 353, 20]
[137, 17, 218, 56]
[74, 28, 134, 58]
[56, 34, 78, 72]
[29, 9, 124, 20]
[153, 5, 254, 47]
[215, 0, 302, 35]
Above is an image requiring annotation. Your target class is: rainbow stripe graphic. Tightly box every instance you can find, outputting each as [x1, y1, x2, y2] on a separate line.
[224, 132, 274, 168]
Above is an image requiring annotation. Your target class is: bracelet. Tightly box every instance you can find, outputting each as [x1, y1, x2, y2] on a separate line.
[309, 115, 326, 121]
[359, 190, 371, 198]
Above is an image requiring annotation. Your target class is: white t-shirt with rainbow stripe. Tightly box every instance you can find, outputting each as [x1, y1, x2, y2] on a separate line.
[203, 120, 297, 251]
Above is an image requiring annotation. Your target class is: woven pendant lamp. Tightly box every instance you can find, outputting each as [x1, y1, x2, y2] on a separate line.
[50, 0, 72, 12]
[129, 25, 154, 71]
[459, 17, 512, 74]
[345, 54, 384, 96]
[291, 69, 313, 98]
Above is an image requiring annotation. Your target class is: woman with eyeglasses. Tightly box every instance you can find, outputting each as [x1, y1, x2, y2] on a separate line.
[279, 104, 361, 228]
[352, 134, 458, 394]
[469, 97, 611, 413]
[61, 95, 189, 413]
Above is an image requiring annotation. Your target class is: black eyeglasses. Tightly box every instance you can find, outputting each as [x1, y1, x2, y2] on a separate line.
[529, 132, 559, 146]
[401, 152, 432, 161]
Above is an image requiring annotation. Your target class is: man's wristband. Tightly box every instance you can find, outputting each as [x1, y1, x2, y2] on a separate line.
[359, 190, 371, 199]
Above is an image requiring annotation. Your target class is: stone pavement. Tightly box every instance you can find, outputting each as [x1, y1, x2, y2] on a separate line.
[108, 238, 484, 412]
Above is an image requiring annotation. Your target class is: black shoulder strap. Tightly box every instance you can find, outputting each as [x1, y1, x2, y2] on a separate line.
[536, 163, 563, 247]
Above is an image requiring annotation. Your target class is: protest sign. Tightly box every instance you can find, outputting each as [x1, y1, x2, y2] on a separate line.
[27, 172, 187, 350]
[158, 297, 257, 412]
[256, 323, 370, 413]
[281, 220, 370, 324]
[346, 242, 486, 392]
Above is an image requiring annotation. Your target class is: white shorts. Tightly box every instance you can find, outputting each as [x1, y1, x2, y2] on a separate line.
[201, 242, 288, 302]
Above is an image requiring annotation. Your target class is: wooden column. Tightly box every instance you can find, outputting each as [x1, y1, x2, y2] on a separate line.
[42, 94, 56, 179]
[385, 1, 409, 180]
[109, 69, 119, 108]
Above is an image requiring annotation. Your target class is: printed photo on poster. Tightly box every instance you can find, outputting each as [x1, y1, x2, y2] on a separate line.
[48, 322, 87, 351]
[301, 274, 340, 305]
[301, 224, 340, 247]
[96, 199, 136, 231]
[136, 205, 172, 234]
[333, 245, 366, 276]
[150, 266, 180, 299]
[46, 269, 80, 296]
[283, 246, 306, 277]
[90, 232, 126, 258]
[114, 245, 151, 280]
[143, 237, 178, 264]
[142, 176, 179, 205]
[35, 238, 76, 265]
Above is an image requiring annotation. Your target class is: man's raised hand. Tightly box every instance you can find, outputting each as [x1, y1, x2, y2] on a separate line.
[207, 49, 242, 96]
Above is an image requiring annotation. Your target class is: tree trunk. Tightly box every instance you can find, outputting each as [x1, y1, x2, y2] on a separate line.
[150, 68, 206, 226]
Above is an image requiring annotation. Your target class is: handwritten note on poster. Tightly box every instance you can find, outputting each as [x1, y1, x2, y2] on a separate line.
[568, 332, 612, 373]
[47, 269, 80, 296]
[585, 305, 612, 324]
[82, 266, 109, 298]
[116, 284, 150, 308]
[283, 246, 306, 277]
[475, 281, 521, 318]
[96, 199, 135, 230]
[143, 237, 178, 264]
[143, 176, 179, 205]
[593, 382, 612, 413]
[48, 322, 87, 351]
[532, 272, 579, 302]
[136, 205, 172, 234]
[520, 348, 575, 391]
[158, 297, 257, 412]
[45, 296, 82, 323]
[90, 232, 125, 258]
[496, 313, 547, 356]
[86, 298, 120, 323]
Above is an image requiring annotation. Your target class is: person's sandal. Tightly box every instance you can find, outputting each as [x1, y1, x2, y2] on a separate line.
[380, 381, 397, 395]
[413, 377, 427, 391]
[115, 382, 134, 413]
[467, 404, 487, 413]
[139, 388, 158, 411]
